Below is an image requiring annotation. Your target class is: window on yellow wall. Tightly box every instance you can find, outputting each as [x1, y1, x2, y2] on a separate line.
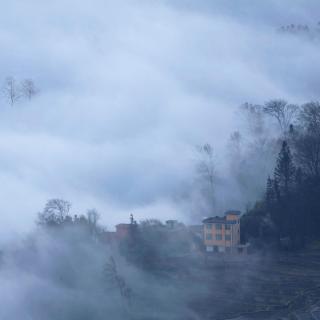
[206, 224, 212, 230]
[215, 224, 222, 230]
[225, 224, 231, 230]
[206, 233, 213, 240]
[225, 235, 231, 240]
[216, 234, 222, 240]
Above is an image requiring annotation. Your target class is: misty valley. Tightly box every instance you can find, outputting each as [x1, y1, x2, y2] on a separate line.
[1, 192, 320, 319]
[1, 1, 320, 319]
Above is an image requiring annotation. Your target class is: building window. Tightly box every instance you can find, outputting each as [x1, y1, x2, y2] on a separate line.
[206, 224, 212, 230]
[225, 235, 231, 241]
[206, 233, 213, 240]
[225, 224, 231, 230]
[215, 224, 222, 230]
[215, 234, 222, 240]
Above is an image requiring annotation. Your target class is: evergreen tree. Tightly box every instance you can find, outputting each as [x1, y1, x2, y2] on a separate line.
[274, 141, 295, 195]
[266, 176, 275, 210]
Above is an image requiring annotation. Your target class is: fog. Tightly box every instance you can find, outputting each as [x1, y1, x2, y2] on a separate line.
[0, 227, 200, 319]
[1, 0, 320, 238]
[1, 215, 272, 320]
[1, 2, 320, 319]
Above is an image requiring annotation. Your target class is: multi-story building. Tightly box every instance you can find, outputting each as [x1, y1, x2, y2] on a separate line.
[202, 210, 241, 253]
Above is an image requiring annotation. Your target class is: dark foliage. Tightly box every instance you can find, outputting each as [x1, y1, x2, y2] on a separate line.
[118, 220, 201, 272]
[242, 101, 320, 250]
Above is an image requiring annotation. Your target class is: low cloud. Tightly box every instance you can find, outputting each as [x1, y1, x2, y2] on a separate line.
[0, 0, 319, 236]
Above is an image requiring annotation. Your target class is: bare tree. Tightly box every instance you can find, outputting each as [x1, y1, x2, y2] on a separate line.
[86, 208, 100, 227]
[21, 79, 38, 100]
[2, 76, 21, 106]
[104, 256, 132, 307]
[38, 198, 72, 226]
[86, 208, 101, 237]
[195, 143, 216, 212]
[229, 131, 242, 156]
[294, 102, 320, 178]
[298, 101, 320, 135]
[197, 143, 215, 189]
[240, 102, 266, 136]
[227, 131, 244, 181]
[263, 99, 298, 134]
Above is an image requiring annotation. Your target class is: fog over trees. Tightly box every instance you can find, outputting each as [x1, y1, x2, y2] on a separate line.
[0, 201, 206, 319]
[241, 102, 320, 249]
[278, 21, 320, 41]
[1, 0, 320, 319]
[1, 76, 38, 106]
[1, 0, 320, 234]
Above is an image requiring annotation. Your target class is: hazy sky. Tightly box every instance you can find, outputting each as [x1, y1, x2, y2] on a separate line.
[0, 0, 319, 239]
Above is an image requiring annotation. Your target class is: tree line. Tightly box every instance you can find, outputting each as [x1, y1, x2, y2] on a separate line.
[36, 199, 202, 271]
[241, 101, 320, 250]
[277, 21, 320, 41]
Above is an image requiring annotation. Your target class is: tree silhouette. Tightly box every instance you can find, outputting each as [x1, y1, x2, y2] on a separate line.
[274, 141, 295, 195]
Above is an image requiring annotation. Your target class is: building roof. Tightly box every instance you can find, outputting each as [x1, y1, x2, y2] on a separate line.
[202, 216, 237, 224]
[116, 223, 131, 228]
[224, 210, 241, 216]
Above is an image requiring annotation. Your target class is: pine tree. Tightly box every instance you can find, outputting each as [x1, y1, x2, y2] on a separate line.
[266, 176, 275, 210]
[274, 141, 295, 195]
[267, 178, 282, 237]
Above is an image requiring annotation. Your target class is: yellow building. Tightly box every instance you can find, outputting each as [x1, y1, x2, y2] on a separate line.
[203, 210, 241, 253]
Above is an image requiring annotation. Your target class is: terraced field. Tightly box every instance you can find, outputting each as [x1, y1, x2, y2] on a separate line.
[185, 249, 320, 320]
